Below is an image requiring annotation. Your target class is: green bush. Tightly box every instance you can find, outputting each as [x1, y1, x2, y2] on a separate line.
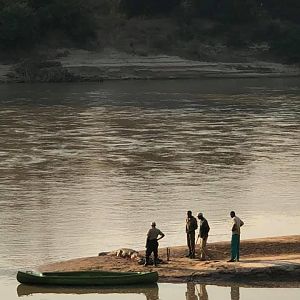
[30, 0, 96, 41]
[226, 29, 248, 48]
[119, 0, 181, 18]
[0, 1, 38, 47]
[261, 0, 300, 24]
[270, 25, 300, 62]
[190, 0, 219, 18]
[216, 0, 261, 23]
[0, 0, 96, 49]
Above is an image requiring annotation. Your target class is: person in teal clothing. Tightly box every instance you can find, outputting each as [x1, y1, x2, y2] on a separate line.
[228, 211, 244, 262]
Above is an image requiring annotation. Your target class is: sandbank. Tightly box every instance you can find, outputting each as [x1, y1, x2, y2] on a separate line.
[39, 235, 300, 284]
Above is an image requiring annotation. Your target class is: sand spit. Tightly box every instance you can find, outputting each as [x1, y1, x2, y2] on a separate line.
[39, 235, 300, 284]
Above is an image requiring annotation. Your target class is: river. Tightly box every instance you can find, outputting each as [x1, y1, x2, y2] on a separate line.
[0, 78, 299, 299]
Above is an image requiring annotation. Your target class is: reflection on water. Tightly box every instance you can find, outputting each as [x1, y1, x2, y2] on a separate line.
[186, 284, 239, 300]
[0, 78, 299, 299]
[17, 284, 159, 299]
[199, 284, 209, 300]
[186, 282, 202, 300]
[15, 282, 300, 300]
[231, 286, 240, 300]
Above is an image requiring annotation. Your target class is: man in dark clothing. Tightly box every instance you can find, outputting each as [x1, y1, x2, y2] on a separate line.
[197, 212, 210, 260]
[186, 210, 198, 258]
[145, 222, 165, 266]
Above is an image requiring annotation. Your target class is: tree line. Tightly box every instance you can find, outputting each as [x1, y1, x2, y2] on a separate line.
[0, 0, 299, 61]
[119, 0, 299, 23]
[0, 0, 96, 48]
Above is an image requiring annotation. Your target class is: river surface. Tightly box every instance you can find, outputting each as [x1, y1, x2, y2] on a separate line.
[0, 78, 299, 299]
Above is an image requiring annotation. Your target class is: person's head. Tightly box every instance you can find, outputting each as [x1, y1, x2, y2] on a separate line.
[151, 222, 156, 227]
[197, 212, 204, 220]
[230, 211, 235, 218]
[187, 210, 192, 217]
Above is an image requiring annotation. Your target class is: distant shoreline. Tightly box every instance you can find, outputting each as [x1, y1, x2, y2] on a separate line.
[39, 235, 300, 284]
[1, 49, 300, 83]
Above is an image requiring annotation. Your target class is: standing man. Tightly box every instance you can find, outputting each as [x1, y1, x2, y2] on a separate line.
[186, 210, 198, 258]
[228, 211, 244, 262]
[145, 222, 165, 266]
[197, 212, 210, 260]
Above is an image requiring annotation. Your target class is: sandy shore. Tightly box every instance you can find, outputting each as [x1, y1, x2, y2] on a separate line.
[57, 49, 300, 80]
[39, 235, 300, 284]
[1, 48, 300, 83]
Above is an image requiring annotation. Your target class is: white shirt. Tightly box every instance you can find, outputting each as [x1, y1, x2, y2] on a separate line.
[232, 216, 244, 235]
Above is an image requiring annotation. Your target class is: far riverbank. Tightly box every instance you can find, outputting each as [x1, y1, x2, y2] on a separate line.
[1, 48, 300, 83]
[39, 235, 300, 285]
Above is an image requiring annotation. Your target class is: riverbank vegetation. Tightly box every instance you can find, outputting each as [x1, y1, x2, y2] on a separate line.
[0, 0, 299, 62]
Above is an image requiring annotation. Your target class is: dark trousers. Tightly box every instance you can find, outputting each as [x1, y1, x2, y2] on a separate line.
[146, 239, 158, 264]
[187, 231, 195, 257]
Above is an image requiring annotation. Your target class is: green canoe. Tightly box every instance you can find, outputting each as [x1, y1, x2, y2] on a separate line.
[17, 270, 159, 286]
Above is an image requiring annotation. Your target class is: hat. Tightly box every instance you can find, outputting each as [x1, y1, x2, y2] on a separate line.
[151, 222, 156, 226]
[197, 213, 203, 218]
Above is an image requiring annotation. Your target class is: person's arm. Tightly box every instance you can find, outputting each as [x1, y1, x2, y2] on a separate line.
[199, 222, 203, 237]
[145, 230, 151, 247]
[194, 218, 198, 230]
[240, 219, 244, 227]
[157, 230, 165, 241]
[204, 220, 210, 235]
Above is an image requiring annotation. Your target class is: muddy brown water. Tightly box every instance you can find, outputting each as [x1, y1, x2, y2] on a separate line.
[0, 78, 299, 298]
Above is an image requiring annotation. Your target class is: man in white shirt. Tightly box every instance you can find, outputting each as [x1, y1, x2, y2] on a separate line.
[228, 211, 244, 262]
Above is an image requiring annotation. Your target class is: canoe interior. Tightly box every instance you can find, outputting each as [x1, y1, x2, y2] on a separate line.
[42, 271, 151, 277]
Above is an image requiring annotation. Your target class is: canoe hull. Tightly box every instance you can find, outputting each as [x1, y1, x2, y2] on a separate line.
[17, 270, 159, 286]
